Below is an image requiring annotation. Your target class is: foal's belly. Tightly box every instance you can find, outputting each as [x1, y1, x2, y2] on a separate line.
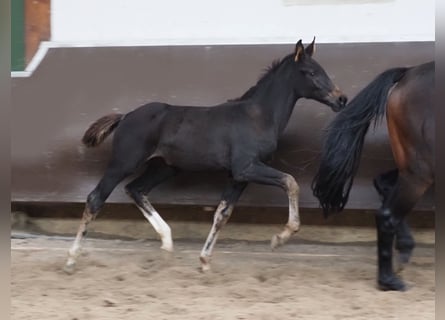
[154, 139, 276, 171]
[154, 142, 231, 171]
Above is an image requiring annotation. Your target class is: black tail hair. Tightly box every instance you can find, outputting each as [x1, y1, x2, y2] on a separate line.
[311, 67, 409, 217]
[82, 113, 124, 147]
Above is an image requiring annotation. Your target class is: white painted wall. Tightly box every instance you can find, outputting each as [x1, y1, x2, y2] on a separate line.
[51, 0, 435, 46]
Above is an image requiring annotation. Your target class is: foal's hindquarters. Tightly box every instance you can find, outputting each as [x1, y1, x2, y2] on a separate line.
[64, 109, 177, 273]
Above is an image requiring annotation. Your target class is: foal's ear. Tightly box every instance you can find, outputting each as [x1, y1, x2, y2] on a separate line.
[305, 36, 316, 57]
[295, 39, 305, 62]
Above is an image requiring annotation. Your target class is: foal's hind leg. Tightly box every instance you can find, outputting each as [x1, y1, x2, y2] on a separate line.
[125, 158, 178, 252]
[64, 162, 134, 273]
[233, 161, 300, 250]
[374, 169, 415, 268]
[375, 172, 431, 291]
[200, 180, 247, 271]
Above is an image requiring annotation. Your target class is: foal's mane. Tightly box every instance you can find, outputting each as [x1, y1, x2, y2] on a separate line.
[230, 54, 294, 102]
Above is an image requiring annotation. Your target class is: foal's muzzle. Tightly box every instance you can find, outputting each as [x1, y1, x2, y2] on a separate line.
[327, 89, 348, 112]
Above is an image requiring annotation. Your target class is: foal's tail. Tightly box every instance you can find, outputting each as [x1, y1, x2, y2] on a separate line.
[82, 113, 124, 147]
[311, 67, 409, 217]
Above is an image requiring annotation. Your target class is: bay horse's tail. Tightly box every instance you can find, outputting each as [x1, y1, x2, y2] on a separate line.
[82, 113, 124, 147]
[311, 67, 409, 217]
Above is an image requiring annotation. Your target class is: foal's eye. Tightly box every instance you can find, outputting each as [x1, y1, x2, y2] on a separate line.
[301, 70, 315, 77]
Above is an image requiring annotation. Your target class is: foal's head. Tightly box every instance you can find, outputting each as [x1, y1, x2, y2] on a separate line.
[291, 38, 347, 112]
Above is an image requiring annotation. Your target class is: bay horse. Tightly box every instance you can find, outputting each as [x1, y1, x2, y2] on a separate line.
[64, 38, 347, 273]
[312, 61, 434, 291]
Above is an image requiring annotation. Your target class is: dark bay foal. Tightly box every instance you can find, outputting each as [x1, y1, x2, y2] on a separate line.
[65, 38, 347, 273]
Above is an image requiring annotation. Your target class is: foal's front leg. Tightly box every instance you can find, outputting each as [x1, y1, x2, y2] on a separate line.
[234, 161, 301, 250]
[200, 180, 247, 271]
[270, 174, 300, 249]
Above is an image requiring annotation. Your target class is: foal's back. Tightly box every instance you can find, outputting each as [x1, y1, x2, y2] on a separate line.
[113, 99, 276, 171]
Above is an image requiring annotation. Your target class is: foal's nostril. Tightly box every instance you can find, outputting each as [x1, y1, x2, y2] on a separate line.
[338, 94, 348, 105]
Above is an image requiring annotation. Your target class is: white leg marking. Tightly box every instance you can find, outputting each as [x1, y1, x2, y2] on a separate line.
[271, 175, 301, 249]
[200, 200, 234, 271]
[64, 208, 94, 273]
[66, 239, 81, 265]
[137, 196, 173, 252]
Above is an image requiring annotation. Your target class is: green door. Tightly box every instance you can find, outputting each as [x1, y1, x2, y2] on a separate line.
[11, 0, 25, 71]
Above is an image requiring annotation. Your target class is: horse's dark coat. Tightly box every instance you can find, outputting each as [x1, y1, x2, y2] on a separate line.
[66, 39, 347, 271]
[312, 61, 434, 291]
[83, 39, 347, 214]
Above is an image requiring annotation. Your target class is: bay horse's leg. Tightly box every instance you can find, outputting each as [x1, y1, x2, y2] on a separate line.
[395, 220, 415, 269]
[233, 161, 300, 250]
[373, 169, 398, 198]
[199, 180, 247, 271]
[64, 162, 133, 273]
[125, 158, 178, 252]
[375, 172, 431, 291]
[374, 169, 415, 267]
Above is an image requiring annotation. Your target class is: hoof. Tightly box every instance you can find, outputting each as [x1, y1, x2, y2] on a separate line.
[161, 244, 174, 252]
[160, 236, 174, 252]
[395, 250, 412, 273]
[378, 276, 407, 291]
[199, 256, 211, 272]
[397, 250, 412, 265]
[201, 264, 211, 273]
[271, 234, 283, 250]
[63, 263, 76, 275]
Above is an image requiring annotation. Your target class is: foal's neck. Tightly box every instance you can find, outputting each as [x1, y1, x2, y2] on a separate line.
[252, 67, 300, 135]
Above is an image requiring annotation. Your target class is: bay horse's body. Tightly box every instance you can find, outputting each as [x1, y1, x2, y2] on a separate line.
[312, 61, 434, 291]
[65, 39, 347, 273]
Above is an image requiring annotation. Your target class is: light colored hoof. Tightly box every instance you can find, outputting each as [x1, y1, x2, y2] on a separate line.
[160, 235, 174, 252]
[160, 243, 174, 252]
[199, 256, 211, 272]
[63, 262, 76, 275]
[271, 234, 284, 250]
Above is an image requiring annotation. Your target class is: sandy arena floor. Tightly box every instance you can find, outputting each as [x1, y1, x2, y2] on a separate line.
[11, 224, 435, 320]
